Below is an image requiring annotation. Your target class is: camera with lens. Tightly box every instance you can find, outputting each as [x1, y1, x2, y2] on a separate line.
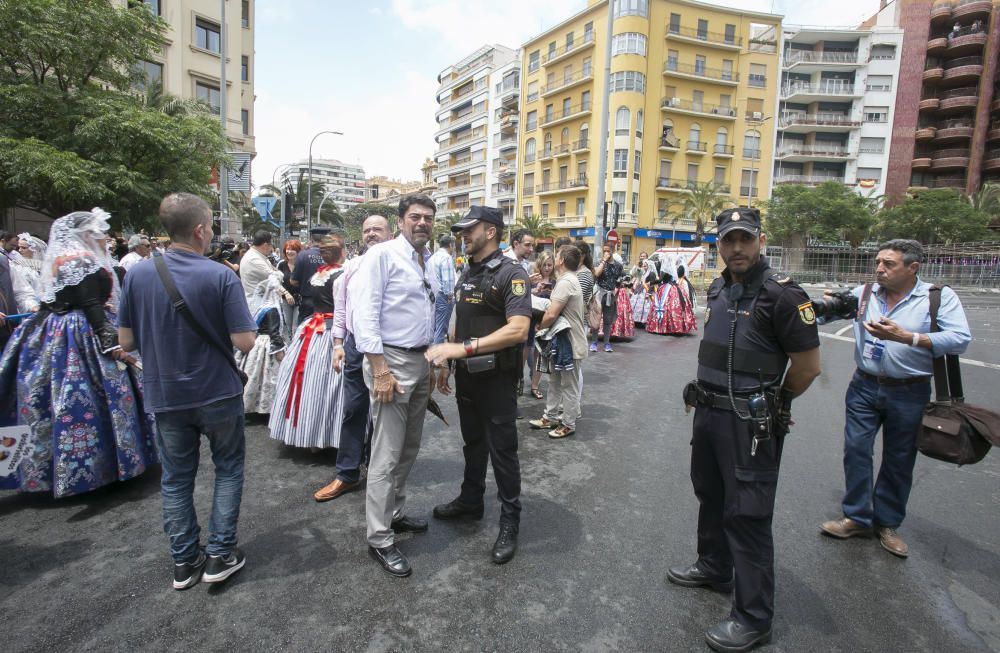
[811, 288, 859, 320]
[208, 241, 235, 261]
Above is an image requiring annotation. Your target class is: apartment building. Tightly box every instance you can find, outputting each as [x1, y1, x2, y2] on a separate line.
[774, 13, 903, 198]
[282, 159, 367, 213]
[366, 176, 424, 204]
[886, 0, 999, 197]
[128, 0, 256, 154]
[434, 45, 519, 220]
[516, 0, 781, 258]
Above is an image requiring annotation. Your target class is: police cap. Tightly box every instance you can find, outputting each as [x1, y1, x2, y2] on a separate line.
[451, 205, 504, 232]
[309, 225, 332, 238]
[716, 207, 762, 238]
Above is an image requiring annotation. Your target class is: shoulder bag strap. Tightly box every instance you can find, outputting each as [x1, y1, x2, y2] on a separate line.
[927, 285, 952, 401]
[855, 282, 873, 323]
[931, 284, 965, 402]
[152, 251, 245, 378]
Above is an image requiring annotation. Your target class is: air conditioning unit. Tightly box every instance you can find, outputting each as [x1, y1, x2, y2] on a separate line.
[751, 111, 764, 120]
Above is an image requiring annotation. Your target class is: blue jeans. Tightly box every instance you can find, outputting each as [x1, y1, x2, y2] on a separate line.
[433, 294, 454, 344]
[842, 371, 930, 529]
[336, 332, 370, 483]
[154, 395, 246, 563]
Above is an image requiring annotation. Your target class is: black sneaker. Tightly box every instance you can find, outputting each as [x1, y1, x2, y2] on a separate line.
[173, 550, 207, 590]
[202, 547, 246, 584]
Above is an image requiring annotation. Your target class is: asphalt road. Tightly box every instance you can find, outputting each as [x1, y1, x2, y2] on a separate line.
[3, 295, 999, 652]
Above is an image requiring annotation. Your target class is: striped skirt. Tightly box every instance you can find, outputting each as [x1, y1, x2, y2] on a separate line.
[268, 314, 344, 448]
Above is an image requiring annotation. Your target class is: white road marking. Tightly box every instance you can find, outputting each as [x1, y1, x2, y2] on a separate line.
[835, 325, 853, 336]
[819, 332, 1000, 371]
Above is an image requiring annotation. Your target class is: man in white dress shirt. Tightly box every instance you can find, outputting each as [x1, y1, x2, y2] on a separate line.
[349, 194, 439, 578]
[118, 235, 151, 272]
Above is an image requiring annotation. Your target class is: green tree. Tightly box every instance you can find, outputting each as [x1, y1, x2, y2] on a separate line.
[0, 0, 228, 231]
[762, 182, 876, 247]
[261, 178, 343, 236]
[966, 182, 1000, 228]
[342, 202, 397, 243]
[875, 188, 991, 244]
[668, 181, 733, 245]
[432, 212, 463, 241]
[512, 214, 557, 240]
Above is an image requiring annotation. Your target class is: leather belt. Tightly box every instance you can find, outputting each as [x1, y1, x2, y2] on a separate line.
[856, 369, 931, 386]
[693, 385, 757, 412]
[384, 343, 430, 354]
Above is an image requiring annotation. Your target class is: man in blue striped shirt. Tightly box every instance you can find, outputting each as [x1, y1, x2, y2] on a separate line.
[819, 239, 971, 558]
[430, 235, 456, 344]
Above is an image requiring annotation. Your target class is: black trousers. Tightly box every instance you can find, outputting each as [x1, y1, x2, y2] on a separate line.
[455, 366, 522, 525]
[690, 404, 784, 630]
[335, 332, 371, 483]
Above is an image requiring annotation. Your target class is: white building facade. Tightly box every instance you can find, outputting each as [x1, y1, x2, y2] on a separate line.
[434, 44, 519, 222]
[773, 19, 903, 199]
[283, 159, 367, 213]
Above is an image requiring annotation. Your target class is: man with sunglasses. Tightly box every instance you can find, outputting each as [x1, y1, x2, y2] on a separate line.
[426, 206, 531, 564]
[350, 194, 439, 578]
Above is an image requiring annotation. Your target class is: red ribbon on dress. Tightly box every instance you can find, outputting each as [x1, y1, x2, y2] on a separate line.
[284, 312, 334, 426]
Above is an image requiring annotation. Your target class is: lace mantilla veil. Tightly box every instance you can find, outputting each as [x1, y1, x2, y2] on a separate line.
[247, 271, 286, 330]
[40, 208, 119, 307]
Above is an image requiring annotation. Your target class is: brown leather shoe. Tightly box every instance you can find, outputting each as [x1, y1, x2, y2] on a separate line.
[876, 527, 909, 558]
[820, 517, 870, 539]
[313, 478, 361, 502]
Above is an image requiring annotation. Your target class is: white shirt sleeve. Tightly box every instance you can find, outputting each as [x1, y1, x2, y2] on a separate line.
[349, 249, 385, 354]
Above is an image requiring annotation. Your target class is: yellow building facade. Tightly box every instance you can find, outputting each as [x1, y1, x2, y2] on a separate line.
[516, 0, 780, 259]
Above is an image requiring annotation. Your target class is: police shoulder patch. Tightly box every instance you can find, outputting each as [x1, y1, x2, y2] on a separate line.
[704, 306, 711, 324]
[511, 279, 526, 296]
[797, 301, 816, 325]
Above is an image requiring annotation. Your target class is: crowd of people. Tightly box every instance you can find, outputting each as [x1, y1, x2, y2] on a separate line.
[0, 195, 974, 652]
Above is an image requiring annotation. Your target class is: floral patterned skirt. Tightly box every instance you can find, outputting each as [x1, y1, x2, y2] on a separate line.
[646, 284, 697, 335]
[0, 310, 158, 498]
[610, 287, 635, 338]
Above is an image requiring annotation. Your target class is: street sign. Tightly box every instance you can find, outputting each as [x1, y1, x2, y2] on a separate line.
[252, 195, 279, 223]
[606, 229, 619, 245]
[227, 152, 252, 192]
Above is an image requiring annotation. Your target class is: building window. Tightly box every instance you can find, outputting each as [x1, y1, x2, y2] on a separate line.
[613, 0, 648, 18]
[522, 205, 533, 218]
[241, 0, 250, 28]
[636, 110, 643, 137]
[746, 97, 764, 119]
[612, 32, 648, 57]
[195, 17, 221, 53]
[541, 203, 549, 218]
[584, 21, 593, 42]
[659, 159, 672, 180]
[859, 137, 885, 154]
[714, 166, 726, 185]
[137, 0, 161, 15]
[666, 49, 679, 71]
[866, 75, 892, 92]
[743, 131, 761, 159]
[544, 133, 553, 156]
[724, 24, 737, 44]
[548, 42, 557, 60]
[525, 138, 536, 161]
[566, 32, 574, 49]
[615, 106, 630, 135]
[241, 56, 249, 82]
[576, 198, 585, 215]
[526, 110, 537, 130]
[688, 123, 701, 146]
[558, 200, 567, 217]
[582, 57, 593, 77]
[526, 81, 539, 102]
[634, 150, 642, 179]
[668, 13, 681, 34]
[870, 44, 896, 60]
[133, 60, 162, 90]
[857, 167, 882, 182]
[562, 97, 571, 116]
[528, 51, 539, 72]
[614, 149, 628, 178]
[687, 163, 699, 184]
[581, 90, 591, 111]
[579, 124, 589, 145]
[716, 127, 728, 147]
[864, 106, 889, 123]
[631, 191, 638, 214]
[749, 23, 778, 53]
[241, 109, 249, 135]
[740, 169, 759, 197]
[560, 127, 570, 145]
[524, 173, 535, 194]
[612, 191, 626, 213]
[609, 71, 645, 93]
[748, 64, 767, 88]
[545, 104, 554, 123]
[195, 81, 221, 114]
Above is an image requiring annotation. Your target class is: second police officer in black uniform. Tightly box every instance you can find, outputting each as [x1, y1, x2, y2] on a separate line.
[669, 208, 822, 653]
[425, 206, 532, 564]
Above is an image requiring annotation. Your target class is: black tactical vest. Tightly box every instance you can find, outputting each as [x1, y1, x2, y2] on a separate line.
[455, 252, 511, 341]
[697, 262, 789, 392]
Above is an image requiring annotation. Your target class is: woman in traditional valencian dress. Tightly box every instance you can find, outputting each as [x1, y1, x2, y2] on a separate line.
[610, 272, 635, 338]
[630, 257, 657, 329]
[0, 210, 157, 498]
[238, 272, 287, 414]
[269, 234, 346, 448]
[645, 254, 677, 335]
[673, 264, 698, 335]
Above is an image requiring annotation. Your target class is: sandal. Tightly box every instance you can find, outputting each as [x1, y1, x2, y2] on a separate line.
[530, 387, 544, 399]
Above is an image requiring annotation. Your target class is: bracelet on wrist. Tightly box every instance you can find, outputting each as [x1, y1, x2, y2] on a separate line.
[911, 332, 921, 347]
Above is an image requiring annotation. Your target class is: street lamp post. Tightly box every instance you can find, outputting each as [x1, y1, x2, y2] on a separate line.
[271, 163, 293, 245]
[316, 191, 336, 225]
[306, 130, 344, 234]
[745, 115, 772, 208]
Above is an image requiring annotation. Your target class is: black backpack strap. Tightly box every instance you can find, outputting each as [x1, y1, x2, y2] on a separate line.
[153, 251, 245, 381]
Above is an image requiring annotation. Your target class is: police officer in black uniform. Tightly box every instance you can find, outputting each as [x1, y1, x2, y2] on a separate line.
[668, 208, 821, 652]
[425, 206, 532, 565]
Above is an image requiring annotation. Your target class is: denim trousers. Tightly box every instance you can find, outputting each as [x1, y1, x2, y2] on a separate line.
[335, 332, 370, 484]
[154, 395, 246, 563]
[433, 294, 453, 344]
[841, 371, 931, 529]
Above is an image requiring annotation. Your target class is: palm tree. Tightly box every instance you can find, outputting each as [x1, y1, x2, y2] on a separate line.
[513, 214, 557, 240]
[966, 182, 1000, 226]
[433, 212, 464, 241]
[668, 182, 733, 245]
[258, 178, 342, 234]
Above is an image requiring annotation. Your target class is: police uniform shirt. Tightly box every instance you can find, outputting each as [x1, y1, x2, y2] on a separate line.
[457, 249, 532, 336]
[715, 260, 820, 356]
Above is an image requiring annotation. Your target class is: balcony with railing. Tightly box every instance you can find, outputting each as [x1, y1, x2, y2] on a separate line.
[572, 138, 590, 152]
[783, 50, 860, 68]
[659, 134, 681, 150]
[923, 61, 944, 82]
[930, 147, 971, 170]
[660, 97, 737, 119]
[665, 25, 742, 50]
[931, 1, 954, 22]
[912, 154, 932, 170]
[925, 175, 966, 188]
[542, 33, 595, 66]
[989, 121, 1000, 142]
[548, 214, 588, 228]
[933, 118, 974, 142]
[780, 81, 859, 100]
[944, 25, 988, 55]
[713, 143, 735, 157]
[493, 134, 518, 150]
[982, 148, 1000, 170]
[941, 56, 983, 85]
[937, 86, 979, 113]
[436, 105, 488, 133]
[919, 95, 941, 112]
[536, 176, 589, 195]
[743, 148, 761, 160]
[952, 0, 992, 20]
[438, 151, 487, 175]
[552, 143, 572, 158]
[491, 183, 516, 197]
[656, 177, 699, 191]
[778, 112, 861, 131]
[539, 102, 592, 128]
[438, 128, 487, 154]
[437, 82, 485, 114]
[916, 126, 937, 140]
[663, 60, 739, 85]
[687, 140, 708, 154]
[541, 69, 594, 97]
[774, 174, 846, 185]
[775, 143, 852, 160]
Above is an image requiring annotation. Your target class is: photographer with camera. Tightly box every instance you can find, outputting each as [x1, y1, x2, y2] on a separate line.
[208, 236, 240, 274]
[670, 208, 821, 652]
[818, 239, 971, 558]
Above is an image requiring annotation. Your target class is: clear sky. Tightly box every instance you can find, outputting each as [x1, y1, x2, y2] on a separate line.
[252, 0, 885, 190]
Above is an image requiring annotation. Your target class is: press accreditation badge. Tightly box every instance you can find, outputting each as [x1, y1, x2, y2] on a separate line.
[863, 339, 885, 362]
